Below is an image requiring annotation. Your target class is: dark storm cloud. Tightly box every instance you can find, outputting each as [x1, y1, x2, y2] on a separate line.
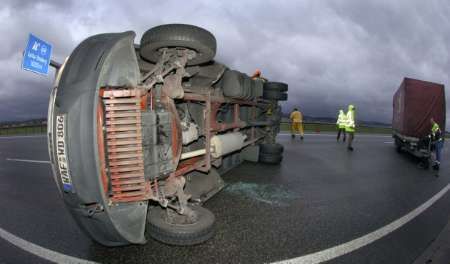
[2, 0, 449, 127]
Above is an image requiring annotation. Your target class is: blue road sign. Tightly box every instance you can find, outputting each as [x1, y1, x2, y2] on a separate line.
[22, 34, 52, 75]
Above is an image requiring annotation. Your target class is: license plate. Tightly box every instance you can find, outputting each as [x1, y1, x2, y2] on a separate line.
[56, 114, 73, 192]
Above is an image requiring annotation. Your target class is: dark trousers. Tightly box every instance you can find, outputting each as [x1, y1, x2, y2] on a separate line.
[435, 140, 443, 163]
[337, 128, 346, 141]
[347, 132, 354, 148]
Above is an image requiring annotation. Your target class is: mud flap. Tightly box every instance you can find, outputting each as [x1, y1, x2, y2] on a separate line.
[48, 31, 148, 246]
[241, 145, 260, 162]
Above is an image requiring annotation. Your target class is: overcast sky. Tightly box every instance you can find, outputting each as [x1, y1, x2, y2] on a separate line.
[2, 0, 450, 126]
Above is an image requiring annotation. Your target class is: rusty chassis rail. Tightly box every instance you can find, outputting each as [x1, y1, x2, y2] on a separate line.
[169, 90, 267, 181]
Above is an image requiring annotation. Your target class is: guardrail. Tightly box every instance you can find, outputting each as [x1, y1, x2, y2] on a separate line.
[280, 122, 392, 134]
[0, 124, 46, 136]
[2, 121, 447, 139]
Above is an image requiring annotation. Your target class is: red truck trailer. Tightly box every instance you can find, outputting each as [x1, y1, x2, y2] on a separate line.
[392, 77, 446, 165]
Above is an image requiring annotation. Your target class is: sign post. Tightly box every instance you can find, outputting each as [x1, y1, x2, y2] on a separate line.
[22, 33, 53, 75]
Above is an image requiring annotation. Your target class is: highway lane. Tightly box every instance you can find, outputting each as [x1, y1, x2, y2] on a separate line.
[0, 134, 448, 263]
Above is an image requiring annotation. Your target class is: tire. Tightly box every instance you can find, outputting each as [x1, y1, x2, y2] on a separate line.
[140, 24, 216, 65]
[260, 143, 284, 154]
[263, 90, 288, 101]
[264, 82, 288, 92]
[147, 205, 215, 246]
[259, 153, 283, 164]
[394, 139, 403, 153]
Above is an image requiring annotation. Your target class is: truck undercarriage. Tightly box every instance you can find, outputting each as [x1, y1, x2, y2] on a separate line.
[47, 24, 288, 246]
[393, 132, 431, 167]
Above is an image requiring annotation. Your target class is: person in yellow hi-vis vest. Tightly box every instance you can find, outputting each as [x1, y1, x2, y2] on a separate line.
[336, 109, 347, 142]
[345, 104, 356, 151]
[430, 118, 443, 171]
[290, 108, 304, 140]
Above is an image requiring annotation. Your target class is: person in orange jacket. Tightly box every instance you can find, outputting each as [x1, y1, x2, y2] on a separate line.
[251, 69, 267, 81]
[290, 108, 304, 140]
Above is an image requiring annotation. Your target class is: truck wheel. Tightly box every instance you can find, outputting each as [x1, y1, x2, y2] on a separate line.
[147, 205, 215, 246]
[262, 90, 288, 101]
[259, 153, 283, 164]
[264, 82, 288, 92]
[394, 138, 403, 153]
[260, 143, 284, 154]
[140, 24, 216, 65]
[259, 143, 283, 164]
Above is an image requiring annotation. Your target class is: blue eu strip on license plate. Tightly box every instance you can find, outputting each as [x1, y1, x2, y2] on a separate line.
[63, 184, 72, 192]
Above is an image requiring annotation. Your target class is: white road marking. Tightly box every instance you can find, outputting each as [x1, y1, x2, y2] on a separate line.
[383, 141, 394, 144]
[0, 227, 98, 264]
[7, 173, 441, 264]
[6, 158, 50, 164]
[0, 135, 46, 139]
[272, 184, 450, 264]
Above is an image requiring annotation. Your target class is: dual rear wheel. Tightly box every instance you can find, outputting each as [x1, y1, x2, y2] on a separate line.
[263, 82, 288, 101]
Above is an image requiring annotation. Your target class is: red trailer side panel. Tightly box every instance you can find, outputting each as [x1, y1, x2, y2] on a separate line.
[392, 81, 406, 135]
[392, 78, 446, 138]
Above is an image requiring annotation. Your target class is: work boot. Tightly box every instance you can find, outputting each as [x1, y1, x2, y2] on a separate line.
[432, 162, 440, 171]
[347, 146, 354, 151]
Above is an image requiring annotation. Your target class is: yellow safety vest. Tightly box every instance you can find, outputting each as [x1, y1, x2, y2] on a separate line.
[290, 111, 303, 123]
[336, 112, 347, 128]
[345, 110, 355, 132]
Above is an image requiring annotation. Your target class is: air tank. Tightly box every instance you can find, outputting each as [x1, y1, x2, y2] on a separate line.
[210, 132, 247, 158]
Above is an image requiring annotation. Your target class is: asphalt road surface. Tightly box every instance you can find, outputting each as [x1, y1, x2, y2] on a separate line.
[0, 133, 449, 264]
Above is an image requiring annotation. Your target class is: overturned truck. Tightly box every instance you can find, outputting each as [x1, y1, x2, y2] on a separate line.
[47, 24, 288, 246]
